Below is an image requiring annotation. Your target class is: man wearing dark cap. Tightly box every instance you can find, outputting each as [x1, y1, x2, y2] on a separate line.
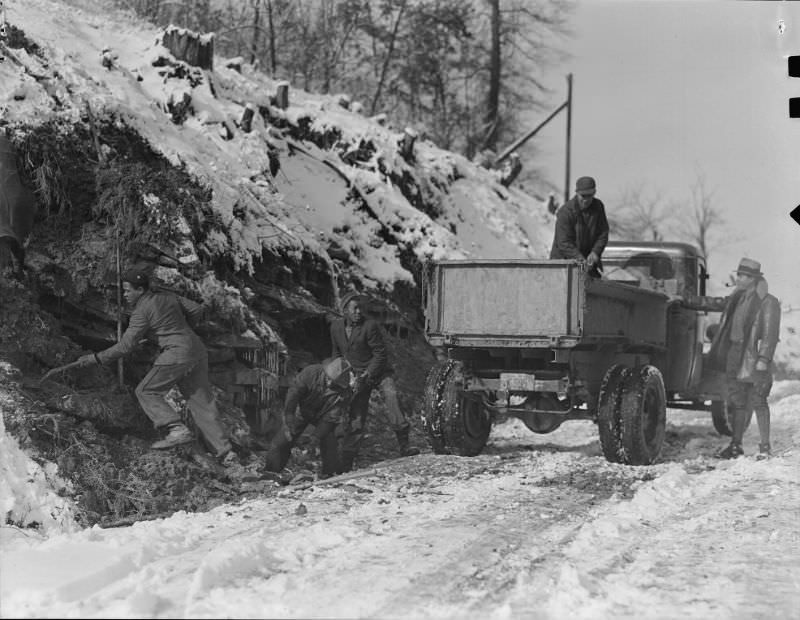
[330, 291, 420, 471]
[698, 258, 781, 459]
[550, 176, 610, 278]
[74, 266, 238, 467]
[263, 357, 354, 478]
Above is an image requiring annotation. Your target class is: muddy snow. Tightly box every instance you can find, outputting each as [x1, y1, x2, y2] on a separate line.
[2, 383, 798, 619]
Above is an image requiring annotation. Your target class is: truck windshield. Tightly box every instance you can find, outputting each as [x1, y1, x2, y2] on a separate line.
[603, 251, 695, 298]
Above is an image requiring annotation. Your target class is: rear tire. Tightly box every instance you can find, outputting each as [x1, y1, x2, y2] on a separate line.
[424, 361, 490, 456]
[597, 364, 630, 463]
[620, 365, 666, 465]
[711, 400, 732, 436]
[422, 360, 456, 454]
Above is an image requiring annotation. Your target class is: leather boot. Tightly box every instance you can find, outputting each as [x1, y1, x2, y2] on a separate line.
[716, 442, 744, 459]
[317, 423, 341, 478]
[730, 407, 750, 449]
[396, 427, 420, 457]
[755, 408, 770, 450]
[340, 450, 357, 473]
[263, 438, 293, 473]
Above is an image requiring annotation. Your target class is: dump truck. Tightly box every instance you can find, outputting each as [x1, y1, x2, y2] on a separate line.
[421, 241, 728, 465]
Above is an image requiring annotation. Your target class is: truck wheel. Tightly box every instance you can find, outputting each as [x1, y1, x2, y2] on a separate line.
[711, 400, 732, 436]
[440, 362, 491, 456]
[597, 364, 630, 463]
[620, 365, 666, 465]
[422, 360, 456, 454]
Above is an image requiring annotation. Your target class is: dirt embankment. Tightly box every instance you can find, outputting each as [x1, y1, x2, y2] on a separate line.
[0, 116, 435, 528]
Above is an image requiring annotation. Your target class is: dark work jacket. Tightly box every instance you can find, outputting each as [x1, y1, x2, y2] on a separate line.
[283, 364, 342, 424]
[330, 318, 389, 383]
[549, 196, 610, 270]
[97, 289, 205, 366]
[701, 280, 781, 381]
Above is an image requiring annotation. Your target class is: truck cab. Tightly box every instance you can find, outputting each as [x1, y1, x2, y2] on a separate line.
[591, 241, 728, 434]
[602, 241, 708, 300]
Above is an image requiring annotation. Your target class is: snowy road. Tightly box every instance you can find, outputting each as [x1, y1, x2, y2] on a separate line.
[2, 383, 799, 619]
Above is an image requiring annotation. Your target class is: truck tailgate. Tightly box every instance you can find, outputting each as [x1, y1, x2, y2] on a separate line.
[425, 260, 582, 343]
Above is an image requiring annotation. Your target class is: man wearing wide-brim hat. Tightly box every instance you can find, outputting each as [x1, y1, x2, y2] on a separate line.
[704, 257, 781, 459]
[549, 176, 609, 278]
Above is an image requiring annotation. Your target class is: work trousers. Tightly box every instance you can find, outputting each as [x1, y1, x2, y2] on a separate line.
[725, 342, 773, 446]
[264, 389, 344, 476]
[135, 356, 231, 457]
[341, 374, 409, 456]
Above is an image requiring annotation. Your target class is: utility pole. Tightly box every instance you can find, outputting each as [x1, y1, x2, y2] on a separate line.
[564, 73, 573, 205]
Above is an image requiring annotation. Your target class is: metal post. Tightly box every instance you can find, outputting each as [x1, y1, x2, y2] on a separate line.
[564, 73, 573, 205]
[495, 100, 568, 165]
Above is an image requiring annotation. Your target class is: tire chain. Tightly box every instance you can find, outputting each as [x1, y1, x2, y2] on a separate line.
[597, 364, 630, 464]
[421, 359, 456, 454]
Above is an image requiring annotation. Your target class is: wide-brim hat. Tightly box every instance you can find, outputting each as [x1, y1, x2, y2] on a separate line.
[323, 356, 352, 381]
[735, 257, 763, 278]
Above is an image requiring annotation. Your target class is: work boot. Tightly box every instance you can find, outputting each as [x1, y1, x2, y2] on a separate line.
[152, 423, 193, 450]
[716, 442, 744, 460]
[395, 427, 420, 457]
[755, 443, 771, 460]
[219, 450, 240, 468]
[340, 450, 357, 472]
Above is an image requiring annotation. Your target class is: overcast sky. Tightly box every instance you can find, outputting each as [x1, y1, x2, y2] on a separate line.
[532, 0, 799, 306]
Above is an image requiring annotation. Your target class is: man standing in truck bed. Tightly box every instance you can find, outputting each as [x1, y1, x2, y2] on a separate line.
[331, 291, 420, 470]
[550, 176, 609, 278]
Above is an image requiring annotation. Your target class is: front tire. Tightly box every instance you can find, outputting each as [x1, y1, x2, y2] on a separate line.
[620, 365, 667, 465]
[422, 360, 456, 454]
[597, 364, 630, 463]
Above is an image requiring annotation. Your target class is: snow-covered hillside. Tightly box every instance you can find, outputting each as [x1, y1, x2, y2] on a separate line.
[1, 0, 554, 303]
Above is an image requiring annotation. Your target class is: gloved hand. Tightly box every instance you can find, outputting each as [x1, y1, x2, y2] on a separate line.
[76, 353, 100, 368]
[586, 251, 600, 268]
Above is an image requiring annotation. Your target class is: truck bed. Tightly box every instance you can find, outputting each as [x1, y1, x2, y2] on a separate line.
[424, 259, 669, 350]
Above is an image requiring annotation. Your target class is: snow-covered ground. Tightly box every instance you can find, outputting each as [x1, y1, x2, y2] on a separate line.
[3, 382, 798, 619]
[2, 1, 800, 617]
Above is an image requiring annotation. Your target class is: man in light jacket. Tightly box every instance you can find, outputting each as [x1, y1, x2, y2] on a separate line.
[75, 266, 237, 466]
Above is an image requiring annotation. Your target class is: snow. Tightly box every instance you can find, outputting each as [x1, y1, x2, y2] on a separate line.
[0, 364, 76, 535]
[2, 384, 799, 618]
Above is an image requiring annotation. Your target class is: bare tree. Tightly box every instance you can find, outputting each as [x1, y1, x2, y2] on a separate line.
[609, 184, 670, 242]
[369, 0, 407, 115]
[249, 0, 261, 65]
[676, 172, 725, 261]
[482, 0, 501, 151]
